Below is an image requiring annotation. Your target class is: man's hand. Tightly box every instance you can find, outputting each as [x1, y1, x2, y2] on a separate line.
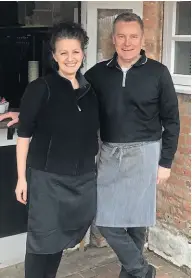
[0, 111, 19, 127]
[157, 166, 171, 185]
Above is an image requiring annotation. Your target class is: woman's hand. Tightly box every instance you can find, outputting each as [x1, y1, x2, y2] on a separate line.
[15, 178, 27, 205]
[0, 111, 19, 127]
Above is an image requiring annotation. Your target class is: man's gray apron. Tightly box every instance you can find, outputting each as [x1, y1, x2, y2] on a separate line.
[95, 141, 160, 227]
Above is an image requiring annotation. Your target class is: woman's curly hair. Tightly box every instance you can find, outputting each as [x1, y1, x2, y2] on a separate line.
[50, 21, 89, 53]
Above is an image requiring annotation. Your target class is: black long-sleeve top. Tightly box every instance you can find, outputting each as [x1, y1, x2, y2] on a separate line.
[17, 72, 99, 176]
[85, 50, 180, 168]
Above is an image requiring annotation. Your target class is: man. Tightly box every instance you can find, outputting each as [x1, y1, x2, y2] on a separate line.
[85, 13, 179, 278]
[0, 13, 180, 278]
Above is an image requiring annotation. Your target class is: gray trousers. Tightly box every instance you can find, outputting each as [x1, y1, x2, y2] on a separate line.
[98, 226, 148, 278]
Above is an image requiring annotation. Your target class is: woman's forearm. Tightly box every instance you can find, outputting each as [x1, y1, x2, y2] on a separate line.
[16, 137, 30, 180]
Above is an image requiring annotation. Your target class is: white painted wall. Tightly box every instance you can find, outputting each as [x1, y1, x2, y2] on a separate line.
[0, 233, 27, 268]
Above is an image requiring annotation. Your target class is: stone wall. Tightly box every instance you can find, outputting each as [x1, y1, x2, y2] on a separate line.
[148, 93, 191, 270]
[143, 1, 164, 61]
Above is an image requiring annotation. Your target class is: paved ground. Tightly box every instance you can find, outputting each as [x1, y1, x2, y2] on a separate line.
[0, 247, 190, 278]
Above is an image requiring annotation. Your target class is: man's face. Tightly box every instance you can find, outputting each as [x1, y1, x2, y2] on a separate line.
[113, 20, 144, 66]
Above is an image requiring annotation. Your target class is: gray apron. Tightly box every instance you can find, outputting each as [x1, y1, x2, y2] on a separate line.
[95, 141, 160, 227]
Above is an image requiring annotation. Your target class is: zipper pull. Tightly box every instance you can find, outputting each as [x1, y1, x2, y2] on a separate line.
[122, 71, 126, 87]
[77, 105, 81, 111]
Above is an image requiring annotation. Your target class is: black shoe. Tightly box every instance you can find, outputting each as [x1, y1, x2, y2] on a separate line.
[146, 264, 156, 278]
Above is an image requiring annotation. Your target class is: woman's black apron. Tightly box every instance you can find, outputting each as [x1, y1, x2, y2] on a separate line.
[26, 168, 96, 254]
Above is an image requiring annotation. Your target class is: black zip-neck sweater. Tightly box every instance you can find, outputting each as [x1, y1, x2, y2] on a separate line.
[85, 50, 180, 168]
[18, 72, 99, 176]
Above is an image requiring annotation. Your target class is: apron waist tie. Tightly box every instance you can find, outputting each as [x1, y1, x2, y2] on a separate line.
[110, 146, 124, 167]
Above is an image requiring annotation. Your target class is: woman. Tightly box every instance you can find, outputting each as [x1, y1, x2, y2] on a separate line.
[3, 22, 99, 278]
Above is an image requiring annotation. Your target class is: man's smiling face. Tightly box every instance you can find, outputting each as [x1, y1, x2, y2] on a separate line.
[113, 20, 144, 67]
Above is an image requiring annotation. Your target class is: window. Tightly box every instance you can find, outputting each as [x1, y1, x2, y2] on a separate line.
[163, 1, 191, 93]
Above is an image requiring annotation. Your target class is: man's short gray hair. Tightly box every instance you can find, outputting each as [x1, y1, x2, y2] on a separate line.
[113, 12, 144, 33]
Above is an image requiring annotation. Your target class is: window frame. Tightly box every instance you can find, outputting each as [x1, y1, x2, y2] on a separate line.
[163, 1, 191, 94]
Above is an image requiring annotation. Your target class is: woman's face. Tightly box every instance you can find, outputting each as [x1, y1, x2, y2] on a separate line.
[53, 38, 84, 76]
